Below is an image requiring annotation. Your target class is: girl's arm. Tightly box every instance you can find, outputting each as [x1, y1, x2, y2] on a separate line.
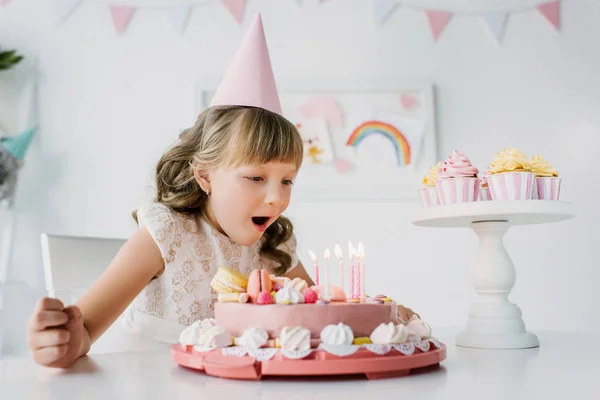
[284, 261, 315, 287]
[28, 227, 164, 368]
[76, 227, 164, 344]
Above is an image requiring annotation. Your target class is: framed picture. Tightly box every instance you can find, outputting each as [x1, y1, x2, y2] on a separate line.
[194, 78, 438, 201]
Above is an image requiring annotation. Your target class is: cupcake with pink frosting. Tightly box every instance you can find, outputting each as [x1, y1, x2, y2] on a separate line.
[478, 169, 492, 201]
[436, 150, 480, 205]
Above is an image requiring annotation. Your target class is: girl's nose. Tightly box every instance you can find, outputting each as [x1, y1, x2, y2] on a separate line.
[264, 184, 283, 206]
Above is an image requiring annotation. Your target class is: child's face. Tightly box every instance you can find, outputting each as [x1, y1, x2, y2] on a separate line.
[204, 162, 297, 246]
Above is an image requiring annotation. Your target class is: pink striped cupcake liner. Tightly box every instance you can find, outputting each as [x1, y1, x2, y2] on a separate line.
[419, 187, 440, 208]
[536, 177, 561, 200]
[488, 172, 535, 200]
[435, 177, 480, 205]
[479, 187, 492, 201]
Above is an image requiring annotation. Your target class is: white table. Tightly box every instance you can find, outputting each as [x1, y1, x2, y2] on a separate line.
[2, 329, 598, 400]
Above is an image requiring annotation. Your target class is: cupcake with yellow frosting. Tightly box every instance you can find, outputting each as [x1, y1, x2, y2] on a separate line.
[530, 154, 561, 200]
[435, 150, 480, 204]
[487, 148, 535, 200]
[419, 162, 441, 207]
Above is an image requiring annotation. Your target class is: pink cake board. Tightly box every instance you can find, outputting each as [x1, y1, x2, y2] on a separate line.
[171, 342, 447, 380]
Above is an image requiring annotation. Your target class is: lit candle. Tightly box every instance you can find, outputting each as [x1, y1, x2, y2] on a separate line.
[358, 242, 365, 303]
[324, 248, 331, 301]
[334, 244, 344, 296]
[308, 250, 319, 286]
[348, 241, 354, 300]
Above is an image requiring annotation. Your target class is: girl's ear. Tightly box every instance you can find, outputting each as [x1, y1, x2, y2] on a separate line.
[193, 167, 211, 195]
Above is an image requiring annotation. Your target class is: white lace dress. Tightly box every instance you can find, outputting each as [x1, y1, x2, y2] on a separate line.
[101, 202, 298, 353]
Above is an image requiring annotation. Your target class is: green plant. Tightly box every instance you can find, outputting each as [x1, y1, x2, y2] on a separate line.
[0, 48, 24, 71]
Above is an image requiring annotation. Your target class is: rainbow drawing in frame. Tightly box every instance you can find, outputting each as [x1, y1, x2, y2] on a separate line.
[346, 120, 411, 167]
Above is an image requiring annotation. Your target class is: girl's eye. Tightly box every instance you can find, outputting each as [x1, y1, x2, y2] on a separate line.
[248, 176, 263, 182]
[282, 180, 294, 186]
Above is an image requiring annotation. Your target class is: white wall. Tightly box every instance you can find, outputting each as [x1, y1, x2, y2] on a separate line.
[1, 0, 599, 353]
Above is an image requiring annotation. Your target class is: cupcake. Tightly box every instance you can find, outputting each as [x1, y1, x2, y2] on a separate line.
[478, 169, 492, 201]
[419, 162, 441, 208]
[487, 148, 535, 200]
[530, 154, 561, 200]
[435, 150, 479, 205]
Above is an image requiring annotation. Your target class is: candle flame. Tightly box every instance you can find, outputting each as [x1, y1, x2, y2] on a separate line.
[358, 242, 364, 258]
[308, 250, 316, 262]
[334, 244, 343, 259]
[324, 248, 330, 260]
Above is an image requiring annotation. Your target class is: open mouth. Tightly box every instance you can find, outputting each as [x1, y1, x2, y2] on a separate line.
[251, 216, 271, 231]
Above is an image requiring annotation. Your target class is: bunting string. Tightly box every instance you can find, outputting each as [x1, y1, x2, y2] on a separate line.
[0, 0, 590, 43]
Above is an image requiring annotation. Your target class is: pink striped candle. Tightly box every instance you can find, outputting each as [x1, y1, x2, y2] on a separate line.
[358, 243, 365, 302]
[308, 250, 319, 286]
[435, 177, 480, 205]
[536, 177, 561, 200]
[348, 242, 354, 299]
[488, 172, 535, 200]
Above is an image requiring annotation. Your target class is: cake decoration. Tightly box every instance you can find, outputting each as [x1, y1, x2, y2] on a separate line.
[274, 285, 304, 305]
[406, 315, 432, 339]
[370, 322, 409, 345]
[247, 269, 273, 303]
[303, 288, 318, 304]
[217, 292, 249, 303]
[233, 327, 269, 349]
[192, 325, 233, 351]
[210, 267, 249, 294]
[320, 323, 354, 346]
[280, 326, 311, 351]
[179, 318, 217, 347]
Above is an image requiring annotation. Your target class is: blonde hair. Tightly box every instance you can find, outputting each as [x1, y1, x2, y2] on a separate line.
[136, 105, 303, 275]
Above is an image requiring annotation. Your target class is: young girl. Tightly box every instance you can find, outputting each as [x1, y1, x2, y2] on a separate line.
[26, 14, 417, 368]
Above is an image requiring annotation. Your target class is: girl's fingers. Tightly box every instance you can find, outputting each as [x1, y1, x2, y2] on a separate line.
[28, 310, 69, 332]
[28, 328, 71, 350]
[32, 344, 69, 366]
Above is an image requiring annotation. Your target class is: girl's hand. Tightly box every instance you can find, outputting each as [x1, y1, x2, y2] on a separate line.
[27, 297, 88, 368]
[397, 304, 420, 323]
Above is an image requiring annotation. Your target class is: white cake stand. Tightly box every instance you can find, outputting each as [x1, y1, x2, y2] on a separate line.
[413, 200, 575, 350]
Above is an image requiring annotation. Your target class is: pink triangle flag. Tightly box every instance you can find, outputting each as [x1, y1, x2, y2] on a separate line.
[109, 6, 136, 34]
[537, 1, 560, 31]
[425, 10, 452, 41]
[220, 0, 246, 24]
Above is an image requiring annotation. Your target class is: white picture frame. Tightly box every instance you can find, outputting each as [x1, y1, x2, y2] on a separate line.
[193, 78, 438, 201]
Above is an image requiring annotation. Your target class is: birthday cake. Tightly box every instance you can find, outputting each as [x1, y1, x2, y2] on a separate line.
[176, 243, 439, 366]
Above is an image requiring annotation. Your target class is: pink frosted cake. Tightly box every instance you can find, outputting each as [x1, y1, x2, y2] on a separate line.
[215, 301, 401, 340]
[178, 261, 434, 351]
[173, 246, 444, 380]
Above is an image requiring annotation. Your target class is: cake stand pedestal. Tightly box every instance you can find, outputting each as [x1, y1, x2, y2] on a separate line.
[413, 200, 575, 349]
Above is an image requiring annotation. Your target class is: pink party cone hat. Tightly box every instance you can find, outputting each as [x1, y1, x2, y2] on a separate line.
[211, 13, 282, 116]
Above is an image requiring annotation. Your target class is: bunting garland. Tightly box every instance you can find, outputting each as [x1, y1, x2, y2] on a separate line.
[0, 0, 574, 40]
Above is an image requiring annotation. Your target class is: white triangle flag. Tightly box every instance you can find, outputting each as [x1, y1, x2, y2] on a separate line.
[374, 0, 398, 25]
[53, 0, 81, 25]
[483, 11, 509, 44]
[169, 5, 192, 35]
